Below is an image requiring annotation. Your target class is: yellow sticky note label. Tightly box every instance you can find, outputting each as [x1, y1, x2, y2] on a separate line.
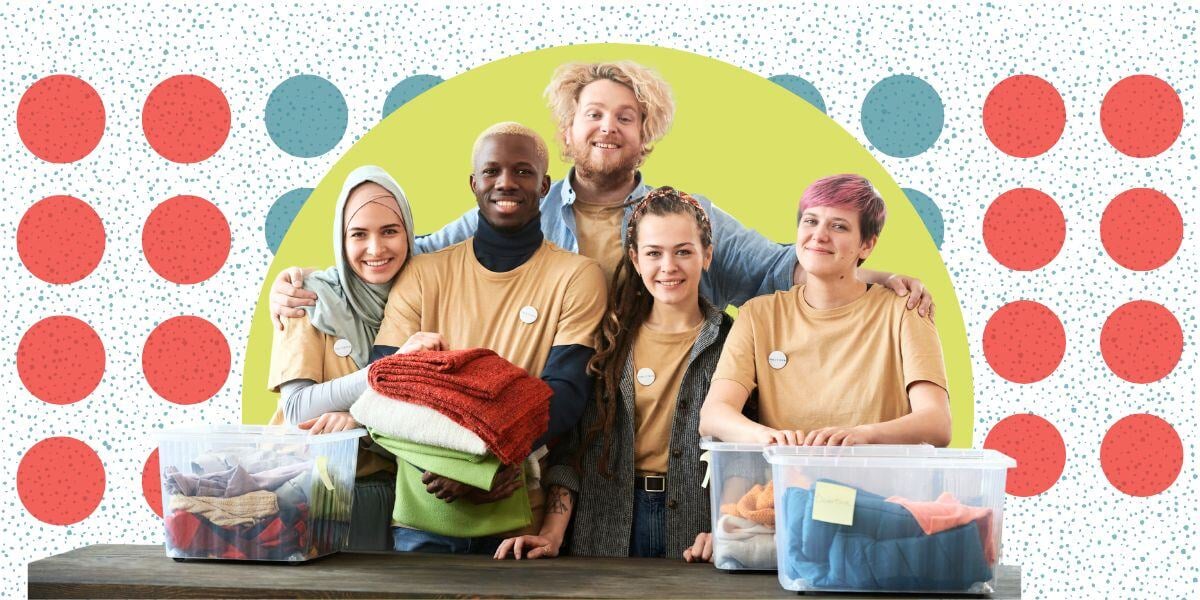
[811, 482, 856, 526]
[316, 456, 335, 491]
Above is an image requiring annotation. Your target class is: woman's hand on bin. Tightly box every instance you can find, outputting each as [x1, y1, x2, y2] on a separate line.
[493, 534, 561, 560]
[683, 532, 713, 563]
[803, 425, 873, 446]
[298, 411, 360, 435]
[754, 427, 807, 446]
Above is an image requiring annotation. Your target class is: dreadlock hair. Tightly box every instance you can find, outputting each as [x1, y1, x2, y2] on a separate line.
[578, 186, 714, 478]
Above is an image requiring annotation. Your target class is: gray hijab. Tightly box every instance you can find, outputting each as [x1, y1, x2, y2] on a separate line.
[304, 165, 415, 369]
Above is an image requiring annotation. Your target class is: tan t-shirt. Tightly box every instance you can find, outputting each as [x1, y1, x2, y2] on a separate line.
[573, 199, 626, 284]
[712, 285, 947, 431]
[268, 313, 393, 477]
[631, 322, 703, 474]
[268, 312, 358, 392]
[376, 239, 606, 375]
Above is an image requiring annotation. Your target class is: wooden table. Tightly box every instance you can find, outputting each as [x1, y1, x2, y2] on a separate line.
[28, 544, 1020, 598]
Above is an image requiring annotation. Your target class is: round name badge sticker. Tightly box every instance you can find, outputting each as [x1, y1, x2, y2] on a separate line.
[768, 350, 788, 370]
[333, 338, 353, 357]
[519, 306, 539, 324]
[637, 367, 656, 386]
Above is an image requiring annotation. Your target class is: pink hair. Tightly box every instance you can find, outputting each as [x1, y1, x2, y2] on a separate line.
[798, 174, 887, 243]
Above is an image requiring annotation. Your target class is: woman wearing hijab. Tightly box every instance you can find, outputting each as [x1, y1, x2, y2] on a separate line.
[267, 165, 416, 550]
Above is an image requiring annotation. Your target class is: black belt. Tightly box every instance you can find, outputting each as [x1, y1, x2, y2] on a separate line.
[635, 474, 666, 493]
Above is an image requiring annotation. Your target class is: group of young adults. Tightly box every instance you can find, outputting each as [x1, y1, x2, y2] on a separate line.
[266, 61, 949, 561]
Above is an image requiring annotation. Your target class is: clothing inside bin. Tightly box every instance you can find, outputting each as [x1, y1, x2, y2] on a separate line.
[162, 445, 352, 561]
[781, 481, 994, 591]
[714, 481, 776, 570]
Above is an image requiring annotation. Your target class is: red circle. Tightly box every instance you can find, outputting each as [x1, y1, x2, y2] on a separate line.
[17, 75, 106, 163]
[1100, 75, 1183, 157]
[17, 195, 106, 284]
[1100, 414, 1182, 496]
[142, 316, 230, 405]
[17, 316, 105, 405]
[1100, 301, 1182, 383]
[142, 195, 231, 284]
[1100, 188, 1183, 271]
[983, 301, 1066, 383]
[983, 188, 1066, 270]
[142, 75, 230, 162]
[983, 414, 1065, 497]
[143, 449, 162, 517]
[18, 437, 106, 525]
[983, 75, 1066, 158]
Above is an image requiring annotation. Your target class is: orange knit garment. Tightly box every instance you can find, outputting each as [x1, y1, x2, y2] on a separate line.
[720, 482, 776, 526]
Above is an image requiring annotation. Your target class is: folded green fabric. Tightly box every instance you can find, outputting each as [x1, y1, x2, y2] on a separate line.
[370, 430, 532, 538]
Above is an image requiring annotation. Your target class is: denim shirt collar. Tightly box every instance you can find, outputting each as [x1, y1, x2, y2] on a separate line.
[560, 168, 651, 207]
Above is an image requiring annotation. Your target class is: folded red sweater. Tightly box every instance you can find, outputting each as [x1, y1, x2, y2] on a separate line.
[374, 347, 526, 399]
[368, 349, 551, 465]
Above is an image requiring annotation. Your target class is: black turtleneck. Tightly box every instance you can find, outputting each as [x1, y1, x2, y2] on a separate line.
[472, 211, 543, 272]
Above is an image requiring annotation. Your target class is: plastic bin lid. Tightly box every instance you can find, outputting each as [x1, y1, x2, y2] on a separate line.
[155, 424, 366, 445]
[699, 436, 770, 452]
[763, 444, 1016, 468]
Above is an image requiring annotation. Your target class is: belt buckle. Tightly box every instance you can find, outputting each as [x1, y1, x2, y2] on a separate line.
[643, 475, 665, 493]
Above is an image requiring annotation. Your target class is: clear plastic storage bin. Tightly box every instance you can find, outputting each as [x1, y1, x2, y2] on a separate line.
[764, 445, 1015, 594]
[700, 438, 777, 571]
[156, 425, 365, 562]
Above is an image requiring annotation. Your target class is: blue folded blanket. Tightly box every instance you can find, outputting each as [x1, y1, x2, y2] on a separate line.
[782, 483, 993, 591]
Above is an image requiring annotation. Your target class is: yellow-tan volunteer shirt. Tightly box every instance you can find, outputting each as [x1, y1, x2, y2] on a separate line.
[631, 322, 703, 475]
[375, 238, 606, 535]
[268, 312, 393, 477]
[712, 284, 947, 432]
[376, 239, 606, 377]
[269, 312, 358, 393]
[573, 199, 625, 284]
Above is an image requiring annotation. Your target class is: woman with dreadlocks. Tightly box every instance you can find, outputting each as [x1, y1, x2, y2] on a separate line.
[494, 186, 731, 562]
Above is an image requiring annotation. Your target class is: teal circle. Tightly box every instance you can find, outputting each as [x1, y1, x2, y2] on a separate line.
[861, 75, 943, 158]
[901, 188, 944, 250]
[265, 75, 347, 157]
[768, 74, 826, 113]
[383, 75, 444, 119]
[265, 188, 313, 254]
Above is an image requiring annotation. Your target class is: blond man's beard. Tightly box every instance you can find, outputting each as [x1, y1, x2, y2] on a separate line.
[567, 141, 643, 189]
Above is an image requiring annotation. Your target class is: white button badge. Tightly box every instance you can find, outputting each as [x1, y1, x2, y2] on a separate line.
[636, 367, 656, 386]
[519, 306, 539, 324]
[768, 350, 788, 370]
[333, 338, 353, 357]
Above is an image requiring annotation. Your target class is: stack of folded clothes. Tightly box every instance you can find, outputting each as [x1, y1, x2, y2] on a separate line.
[350, 348, 552, 537]
[713, 481, 777, 570]
[162, 447, 351, 561]
[781, 481, 995, 591]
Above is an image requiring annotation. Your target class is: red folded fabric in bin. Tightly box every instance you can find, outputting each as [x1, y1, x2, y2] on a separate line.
[367, 349, 551, 465]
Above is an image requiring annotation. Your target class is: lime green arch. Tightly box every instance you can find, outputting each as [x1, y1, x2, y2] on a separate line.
[242, 44, 974, 448]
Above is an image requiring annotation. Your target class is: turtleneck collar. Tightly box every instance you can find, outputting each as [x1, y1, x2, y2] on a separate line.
[472, 211, 544, 272]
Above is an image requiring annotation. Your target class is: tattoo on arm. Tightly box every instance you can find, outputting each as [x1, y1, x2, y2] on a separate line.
[546, 486, 573, 515]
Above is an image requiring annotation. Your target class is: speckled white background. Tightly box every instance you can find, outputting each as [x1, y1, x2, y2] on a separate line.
[1, 2, 1196, 597]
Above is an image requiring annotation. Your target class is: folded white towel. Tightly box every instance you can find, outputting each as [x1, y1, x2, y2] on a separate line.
[713, 514, 776, 570]
[350, 387, 489, 455]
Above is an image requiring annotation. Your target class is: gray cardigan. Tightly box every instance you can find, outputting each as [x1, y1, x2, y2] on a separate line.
[543, 303, 734, 557]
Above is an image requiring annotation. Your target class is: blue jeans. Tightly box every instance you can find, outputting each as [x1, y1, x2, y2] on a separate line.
[629, 488, 666, 558]
[391, 526, 504, 555]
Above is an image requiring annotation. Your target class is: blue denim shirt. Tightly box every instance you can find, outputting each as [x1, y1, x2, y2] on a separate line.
[415, 169, 797, 309]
